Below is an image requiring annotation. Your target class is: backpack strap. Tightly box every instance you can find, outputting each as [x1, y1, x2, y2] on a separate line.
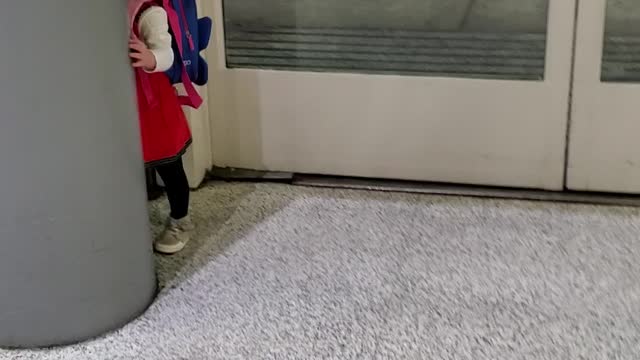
[163, 0, 203, 109]
[177, 0, 195, 51]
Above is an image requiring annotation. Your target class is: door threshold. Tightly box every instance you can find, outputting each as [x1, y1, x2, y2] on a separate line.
[293, 174, 640, 207]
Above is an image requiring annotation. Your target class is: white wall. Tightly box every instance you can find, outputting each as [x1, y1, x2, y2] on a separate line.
[182, 0, 214, 188]
[182, 84, 212, 188]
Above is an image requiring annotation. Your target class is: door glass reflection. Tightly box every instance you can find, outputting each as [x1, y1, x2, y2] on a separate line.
[223, 0, 549, 80]
[602, 0, 640, 82]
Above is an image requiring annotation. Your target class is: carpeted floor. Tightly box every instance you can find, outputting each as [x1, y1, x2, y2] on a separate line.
[4, 182, 640, 359]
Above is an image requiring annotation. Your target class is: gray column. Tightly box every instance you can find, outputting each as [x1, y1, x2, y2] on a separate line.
[0, 0, 156, 348]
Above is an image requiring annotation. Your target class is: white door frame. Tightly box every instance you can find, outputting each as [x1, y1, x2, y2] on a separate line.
[567, 0, 640, 193]
[207, 0, 577, 190]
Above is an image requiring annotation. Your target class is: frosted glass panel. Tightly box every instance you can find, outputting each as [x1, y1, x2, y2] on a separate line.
[223, 0, 549, 80]
[602, 0, 640, 82]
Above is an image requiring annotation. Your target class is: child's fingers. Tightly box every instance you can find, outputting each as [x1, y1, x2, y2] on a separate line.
[128, 38, 151, 68]
[129, 39, 148, 51]
[129, 42, 146, 53]
[129, 52, 145, 61]
[131, 57, 149, 68]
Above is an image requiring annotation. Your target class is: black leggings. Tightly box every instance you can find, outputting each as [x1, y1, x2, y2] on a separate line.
[155, 158, 190, 220]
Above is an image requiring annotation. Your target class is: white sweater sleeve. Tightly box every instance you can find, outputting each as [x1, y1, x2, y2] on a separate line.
[138, 6, 175, 73]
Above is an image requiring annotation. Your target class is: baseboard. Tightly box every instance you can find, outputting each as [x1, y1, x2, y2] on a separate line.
[208, 166, 294, 182]
[292, 174, 640, 207]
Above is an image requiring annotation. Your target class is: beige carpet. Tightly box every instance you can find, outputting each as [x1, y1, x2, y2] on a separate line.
[5, 182, 640, 359]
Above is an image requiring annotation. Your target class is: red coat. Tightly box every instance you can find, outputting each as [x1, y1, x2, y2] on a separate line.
[129, 0, 192, 167]
[134, 70, 192, 167]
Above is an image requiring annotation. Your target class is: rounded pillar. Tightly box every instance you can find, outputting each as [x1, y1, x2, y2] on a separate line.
[0, 0, 157, 348]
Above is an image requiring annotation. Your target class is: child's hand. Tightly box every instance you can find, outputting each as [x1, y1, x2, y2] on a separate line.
[129, 38, 157, 71]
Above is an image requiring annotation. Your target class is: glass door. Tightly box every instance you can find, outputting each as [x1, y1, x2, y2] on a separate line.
[567, 0, 640, 193]
[207, 0, 576, 189]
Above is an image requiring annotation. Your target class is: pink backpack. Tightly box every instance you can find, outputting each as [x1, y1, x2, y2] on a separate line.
[128, 0, 203, 109]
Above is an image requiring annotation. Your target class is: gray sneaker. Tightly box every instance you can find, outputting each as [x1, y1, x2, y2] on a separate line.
[155, 215, 194, 254]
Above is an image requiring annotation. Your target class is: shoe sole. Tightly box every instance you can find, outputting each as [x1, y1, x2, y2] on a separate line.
[154, 241, 187, 255]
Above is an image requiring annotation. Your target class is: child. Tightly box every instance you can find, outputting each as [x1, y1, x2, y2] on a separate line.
[128, 0, 194, 254]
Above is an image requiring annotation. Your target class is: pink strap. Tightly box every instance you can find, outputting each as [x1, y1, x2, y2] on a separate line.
[164, 0, 203, 109]
[178, 70, 203, 108]
[178, 0, 195, 50]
